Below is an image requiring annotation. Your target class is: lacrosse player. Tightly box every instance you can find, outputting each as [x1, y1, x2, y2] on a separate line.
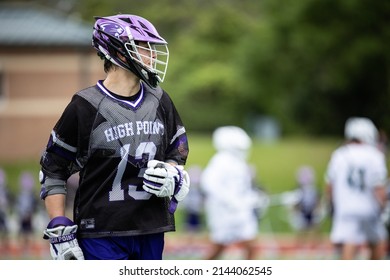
[0, 169, 10, 255]
[289, 166, 322, 256]
[200, 126, 261, 259]
[325, 117, 388, 259]
[39, 14, 189, 260]
[15, 171, 38, 256]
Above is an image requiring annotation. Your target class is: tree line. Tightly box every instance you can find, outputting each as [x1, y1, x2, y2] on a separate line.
[20, 0, 390, 136]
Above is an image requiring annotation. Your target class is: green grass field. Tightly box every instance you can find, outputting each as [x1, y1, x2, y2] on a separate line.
[177, 133, 342, 234]
[0, 134, 342, 192]
[0, 134, 342, 235]
[186, 133, 341, 193]
[0, 135, 360, 259]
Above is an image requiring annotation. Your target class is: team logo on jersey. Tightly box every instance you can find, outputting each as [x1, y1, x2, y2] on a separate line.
[104, 120, 164, 142]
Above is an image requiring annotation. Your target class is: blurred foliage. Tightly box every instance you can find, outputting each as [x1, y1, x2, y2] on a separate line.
[8, 0, 390, 136]
[246, 0, 390, 135]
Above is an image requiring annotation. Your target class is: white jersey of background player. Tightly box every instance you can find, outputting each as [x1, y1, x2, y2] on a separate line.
[325, 117, 388, 259]
[200, 126, 260, 259]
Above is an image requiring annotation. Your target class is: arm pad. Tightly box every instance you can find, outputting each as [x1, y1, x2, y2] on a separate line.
[39, 170, 67, 200]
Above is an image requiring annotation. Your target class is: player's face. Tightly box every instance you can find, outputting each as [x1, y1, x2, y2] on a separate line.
[137, 42, 156, 68]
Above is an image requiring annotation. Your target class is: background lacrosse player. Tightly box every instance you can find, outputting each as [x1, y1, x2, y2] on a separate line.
[325, 117, 388, 259]
[200, 126, 261, 259]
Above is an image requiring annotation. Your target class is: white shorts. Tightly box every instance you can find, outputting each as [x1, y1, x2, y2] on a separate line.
[208, 212, 258, 245]
[330, 214, 388, 244]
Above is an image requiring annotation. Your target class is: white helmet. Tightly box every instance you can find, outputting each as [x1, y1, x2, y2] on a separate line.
[344, 117, 378, 145]
[212, 126, 252, 158]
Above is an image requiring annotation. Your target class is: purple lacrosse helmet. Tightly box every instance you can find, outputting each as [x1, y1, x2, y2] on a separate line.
[296, 165, 315, 186]
[19, 171, 35, 192]
[92, 14, 169, 88]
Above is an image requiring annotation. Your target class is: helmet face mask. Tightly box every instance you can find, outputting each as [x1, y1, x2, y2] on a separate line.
[125, 40, 169, 85]
[92, 15, 169, 88]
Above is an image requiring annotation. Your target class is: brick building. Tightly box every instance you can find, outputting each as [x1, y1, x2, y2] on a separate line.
[0, 3, 104, 161]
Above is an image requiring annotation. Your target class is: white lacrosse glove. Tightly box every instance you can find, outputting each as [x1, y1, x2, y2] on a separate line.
[143, 160, 190, 213]
[43, 216, 85, 260]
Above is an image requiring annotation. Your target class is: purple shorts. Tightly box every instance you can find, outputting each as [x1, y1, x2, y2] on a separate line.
[78, 232, 165, 260]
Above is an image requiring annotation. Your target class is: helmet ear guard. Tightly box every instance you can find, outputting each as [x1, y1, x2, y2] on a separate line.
[92, 15, 169, 88]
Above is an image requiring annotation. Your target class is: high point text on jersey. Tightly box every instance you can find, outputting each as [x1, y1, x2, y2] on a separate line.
[104, 121, 164, 142]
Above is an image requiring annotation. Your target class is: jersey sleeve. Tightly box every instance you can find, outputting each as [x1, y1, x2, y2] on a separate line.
[367, 150, 388, 189]
[324, 149, 341, 185]
[40, 95, 95, 180]
[160, 90, 189, 165]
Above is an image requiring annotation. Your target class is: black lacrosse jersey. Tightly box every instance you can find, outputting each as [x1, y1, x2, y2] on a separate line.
[40, 81, 189, 238]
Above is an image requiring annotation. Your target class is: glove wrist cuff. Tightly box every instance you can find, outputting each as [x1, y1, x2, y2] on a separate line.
[173, 166, 183, 194]
[48, 233, 77, 244]
[44, 216, 75, 240]
[47, 216, 75, 228]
